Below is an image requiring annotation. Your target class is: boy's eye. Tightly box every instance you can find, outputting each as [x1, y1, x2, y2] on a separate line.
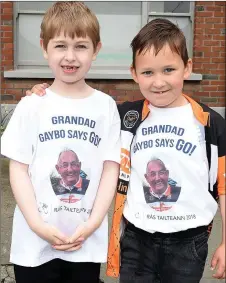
[142, 71, 153, 75]
[164, 68, 175, 73]
[55, 45, 65, 48]
[77, 45, 87, 49]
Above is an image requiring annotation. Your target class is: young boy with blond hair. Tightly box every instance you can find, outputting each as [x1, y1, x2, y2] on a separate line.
[1, 2, 120, 283]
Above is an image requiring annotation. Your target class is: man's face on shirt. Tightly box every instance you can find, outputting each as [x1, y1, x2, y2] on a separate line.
[145, 160, 169, 195]
[56, 151, 81, 186]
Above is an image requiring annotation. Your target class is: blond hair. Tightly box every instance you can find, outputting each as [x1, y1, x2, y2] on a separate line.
[40, 2, 100, 50]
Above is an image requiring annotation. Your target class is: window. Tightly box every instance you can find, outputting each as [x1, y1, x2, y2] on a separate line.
[6, 1, 196, 79]
[14, 2, 143, 71]
[147, 2, 194, 57]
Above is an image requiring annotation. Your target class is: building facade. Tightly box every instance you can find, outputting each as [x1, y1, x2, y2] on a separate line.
[1, 1, 225, 116]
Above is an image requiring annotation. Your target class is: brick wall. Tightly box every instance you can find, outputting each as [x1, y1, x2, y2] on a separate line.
[1, 1, 225, 106]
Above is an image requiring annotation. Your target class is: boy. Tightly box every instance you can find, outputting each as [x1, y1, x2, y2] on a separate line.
[1, 2, 120, 283]
[26, 19, 226, 282]
[107, 18, 226, 283]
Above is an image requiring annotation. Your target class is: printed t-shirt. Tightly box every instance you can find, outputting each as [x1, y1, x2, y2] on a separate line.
[1, 88, 121, 266]
[123, 103, 218, 233]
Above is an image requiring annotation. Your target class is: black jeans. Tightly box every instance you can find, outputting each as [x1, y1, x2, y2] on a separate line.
[14, 259, 101, 283]
[120, 222, 208, 283]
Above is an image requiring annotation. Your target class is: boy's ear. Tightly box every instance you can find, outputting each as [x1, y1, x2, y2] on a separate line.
[92, 42, 102, 61]
[40, 39, 48, 60]
[183, 58, 193, 80]
[130, 65, 139, 83]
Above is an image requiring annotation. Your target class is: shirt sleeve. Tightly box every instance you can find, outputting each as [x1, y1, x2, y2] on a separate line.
[102, 100, 121, 163]
[217, 121, 226, 195]
[1, 97, 37, 164]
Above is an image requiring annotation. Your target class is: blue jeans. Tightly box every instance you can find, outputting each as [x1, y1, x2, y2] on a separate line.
[120, 222, 208, 283]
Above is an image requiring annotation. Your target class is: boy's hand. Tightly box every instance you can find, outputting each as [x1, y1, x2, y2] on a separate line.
[211, 243, 225, 279]
[52, 237, 84, 252]
[53, 221, 96, 252]
[26, 83, 49, 96]
[33, 222, 70, 246]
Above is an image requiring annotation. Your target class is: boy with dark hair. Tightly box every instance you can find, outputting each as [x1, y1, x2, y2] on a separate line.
[1, 2, 120, 283]
[107, 18, 225, 283]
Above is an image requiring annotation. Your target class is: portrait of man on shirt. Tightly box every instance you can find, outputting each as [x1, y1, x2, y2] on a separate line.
[50, 149, 89, 203]
[143, 158, 181, 204]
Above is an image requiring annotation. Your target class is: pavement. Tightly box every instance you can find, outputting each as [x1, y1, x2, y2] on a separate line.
[1, 158, 224, 282]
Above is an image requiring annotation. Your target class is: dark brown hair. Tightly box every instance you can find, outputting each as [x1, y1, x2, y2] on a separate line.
[131, 18, 189, 68]
[40, 2, 100, 51]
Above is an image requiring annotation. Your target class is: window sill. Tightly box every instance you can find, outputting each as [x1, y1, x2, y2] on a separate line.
[4, 68, 202, 81]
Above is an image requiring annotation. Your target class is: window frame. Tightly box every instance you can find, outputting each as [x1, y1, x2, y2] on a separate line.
[5, 1, 200, 80]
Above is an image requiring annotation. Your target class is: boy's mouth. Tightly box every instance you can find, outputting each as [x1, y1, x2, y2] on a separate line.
[61, 66, 78, 73]
[152, 90, 169, 94]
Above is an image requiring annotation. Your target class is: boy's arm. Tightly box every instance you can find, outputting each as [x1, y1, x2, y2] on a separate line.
[211, 120, 226, 279]
[86, 160, 119, 230]
[10, 159, 69, 245]
[211, 194, 226, 279]
[219, 195, 225, 245]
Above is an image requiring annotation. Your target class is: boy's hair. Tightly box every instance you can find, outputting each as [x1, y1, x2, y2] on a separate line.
[131, 18, 189, 68]
[40, 2, 100, 50]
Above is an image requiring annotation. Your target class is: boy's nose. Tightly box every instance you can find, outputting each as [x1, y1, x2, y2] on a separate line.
[152, 75, 165, 88]
[65, 49, 76, 62]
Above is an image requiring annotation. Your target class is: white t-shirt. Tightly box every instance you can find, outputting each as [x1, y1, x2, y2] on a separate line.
[123, 103, 218, 233]
[1, 88, 121, 267]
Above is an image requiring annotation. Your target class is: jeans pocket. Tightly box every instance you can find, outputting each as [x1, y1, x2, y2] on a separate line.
[191, 232, 208, 264]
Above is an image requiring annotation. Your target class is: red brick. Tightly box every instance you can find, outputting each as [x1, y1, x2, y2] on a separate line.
[202, 86, 217, 91]
[218, 86, 226, 91]
[195, 57, 211, 63]
[214, 11, 225, 17]
[206, 6, 222, 11]
[3, 8, 13, 14]
[196, 11, 214, 17]
[204, 40, 220, 46]
[2, 31, 12, 37]
[108, 90, 126, 96]
[211, 57, 225, 63]
[210, 92, 225, 97]
[205, 28, 221, 34]
[215, 2, 226, 6]
[195, 92, 210, 97]
[214, 23, 226, 28]
[195, 17, 205, 23]
[218, 63, 226, 69]
[0, 25, 12, 31]
[115, 83, 134, 90]
[204, 51, 220, 57]
[213, 35, 226, 40]
[1, 83, 14, 89]
[210, 81, 225, 85]
[3, 43, 13, 49]
[2, 37, 13, 43]
[5, 89, 23, 96]
[212, 46, 225, 52]
[2, 60, 13, 65]
[1, 14, 13, 21]
[205, 17, 222, 23]
[1, 2, 13, 8]
[196, 23, 214, 29]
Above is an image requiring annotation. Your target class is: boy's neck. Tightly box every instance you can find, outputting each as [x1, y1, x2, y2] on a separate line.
[49, 79, 94, 99]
